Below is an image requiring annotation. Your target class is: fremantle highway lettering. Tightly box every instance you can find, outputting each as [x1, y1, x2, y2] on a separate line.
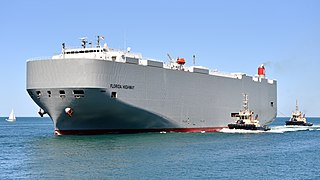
[110, 84, 135, 90]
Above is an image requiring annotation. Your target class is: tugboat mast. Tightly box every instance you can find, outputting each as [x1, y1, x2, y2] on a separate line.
[80, 37, 88, 48]
[97, 35, 100, 48]
[243, 93, 249, 111]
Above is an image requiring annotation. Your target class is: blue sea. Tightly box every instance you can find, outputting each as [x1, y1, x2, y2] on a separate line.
[1, 117, 320, 179]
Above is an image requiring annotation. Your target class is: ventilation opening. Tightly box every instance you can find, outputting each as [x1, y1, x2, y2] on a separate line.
[73, 90, 84, 94]
[47, 91, 51, 97]
[36, 91, 41, 98]
[36, 91, 41, 96]
[59, 90, 65, 94]
[271, 102, 274, 107]
[59, 90, 66, 98]
[111, 92, 117, 99]
[73, 90, 84, 99]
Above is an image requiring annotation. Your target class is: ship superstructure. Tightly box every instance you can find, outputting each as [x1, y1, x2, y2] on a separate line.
[26, 36, 277, 135]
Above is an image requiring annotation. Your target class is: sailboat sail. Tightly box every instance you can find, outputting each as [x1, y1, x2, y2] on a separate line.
[6, 109, 16, 122]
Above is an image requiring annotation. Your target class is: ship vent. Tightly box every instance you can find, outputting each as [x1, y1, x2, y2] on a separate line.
[73, 90, 84, 99]
[36, 91, 41, 96]
[125, 57, 139, 64]
[73, 90, 84, 94]
[192, 67, 209, 74]
[36, 91, 41, 98]
[147, 60, 163, 68]
[111, 92, 117, 99]
[59, 90, 66, 98]
[47, 91, 51, 97]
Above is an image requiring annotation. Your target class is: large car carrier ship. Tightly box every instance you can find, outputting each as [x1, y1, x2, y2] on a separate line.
[26, 36, 277, 135]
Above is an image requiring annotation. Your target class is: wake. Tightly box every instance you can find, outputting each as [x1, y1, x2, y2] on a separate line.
[219, 125, 320, 134]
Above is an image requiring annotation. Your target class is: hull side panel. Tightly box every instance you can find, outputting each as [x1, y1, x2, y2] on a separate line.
[27, 59, 277, 133]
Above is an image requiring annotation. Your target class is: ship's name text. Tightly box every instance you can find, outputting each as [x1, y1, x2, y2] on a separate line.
[110, 84, 135, 90]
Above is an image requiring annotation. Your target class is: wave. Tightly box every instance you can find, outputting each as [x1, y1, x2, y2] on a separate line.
[219, 128, 268, 134]
[219, 125, 320, 134]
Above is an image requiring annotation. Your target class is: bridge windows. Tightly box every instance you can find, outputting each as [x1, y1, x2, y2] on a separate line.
[65, 49, 102, 54]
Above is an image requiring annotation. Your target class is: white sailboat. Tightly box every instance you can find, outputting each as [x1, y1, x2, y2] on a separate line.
[5, 109, 16, 122]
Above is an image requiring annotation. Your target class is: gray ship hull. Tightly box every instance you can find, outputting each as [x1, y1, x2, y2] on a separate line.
[26, 58, 277, 135]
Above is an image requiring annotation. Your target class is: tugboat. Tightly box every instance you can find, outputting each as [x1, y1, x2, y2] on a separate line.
[228, 94, 270, 131]
[285, 99, 313, 126]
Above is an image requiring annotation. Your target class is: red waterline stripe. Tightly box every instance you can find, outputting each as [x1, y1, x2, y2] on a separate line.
[54, 127, 226, 135]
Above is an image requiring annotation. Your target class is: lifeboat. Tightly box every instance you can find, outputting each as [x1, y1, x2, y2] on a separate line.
[176, 57, 185, 65]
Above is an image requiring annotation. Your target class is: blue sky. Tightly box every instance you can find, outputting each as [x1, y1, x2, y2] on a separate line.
[1, 0, 320, 117]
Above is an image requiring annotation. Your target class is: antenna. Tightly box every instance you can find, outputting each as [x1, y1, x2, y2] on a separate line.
[97, 35, 100, 47]
[62, 43, 65, 58]
[243, 93, 248, 111]
[62, 43, 65, 54]
[124, 30, 127, 51]
[296, 98, 299, 112]
[80, 37, 88, 48]
[193, 55, 196, 66]
[167, 53, 174, 62]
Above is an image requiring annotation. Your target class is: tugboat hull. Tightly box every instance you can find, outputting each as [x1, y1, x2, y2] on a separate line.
[228, 123, 270, 131]
[285, 121, 313, 126]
